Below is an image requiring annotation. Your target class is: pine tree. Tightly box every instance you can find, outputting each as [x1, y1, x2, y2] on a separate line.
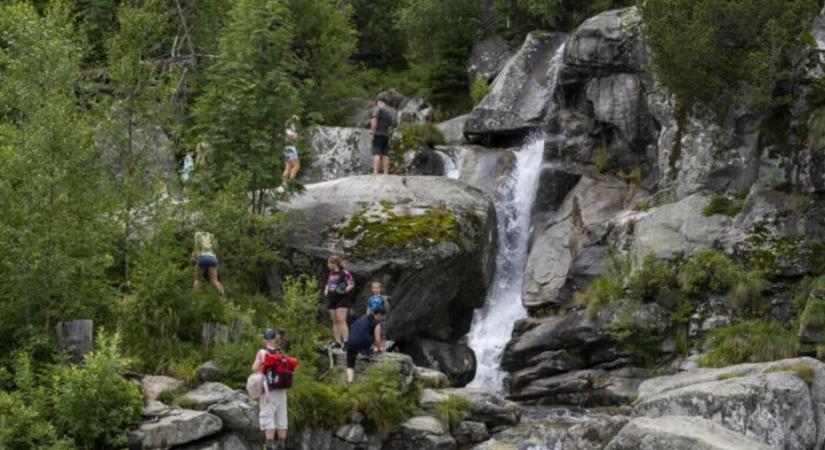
[192, 0, 302, 211]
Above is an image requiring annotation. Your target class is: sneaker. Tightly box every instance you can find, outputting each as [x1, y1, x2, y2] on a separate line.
[276, 186, 285, 194]
[330, 341, 342, 350]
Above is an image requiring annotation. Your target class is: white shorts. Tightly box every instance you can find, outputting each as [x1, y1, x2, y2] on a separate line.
[259, 389, 288, 430]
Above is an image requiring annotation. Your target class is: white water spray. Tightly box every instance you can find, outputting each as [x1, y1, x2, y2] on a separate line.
[436, 149, 465, 180]
[467, 41, 566, 391]
[467, 135, 545, 390]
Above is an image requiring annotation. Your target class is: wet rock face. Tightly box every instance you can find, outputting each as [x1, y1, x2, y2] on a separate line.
[468, 36, 513, 85]
[403, 338, 477, 387]
[464, 32, 568, 137]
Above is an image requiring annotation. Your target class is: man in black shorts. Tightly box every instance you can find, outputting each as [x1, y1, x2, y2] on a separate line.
[345, 308, 386, 384]
[369, 96, 397, 175]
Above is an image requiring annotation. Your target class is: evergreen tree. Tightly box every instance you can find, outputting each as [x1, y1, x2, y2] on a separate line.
[192, 0, 302, 210]
[351, 0, 408, 69]
[0, 1, 114, 351]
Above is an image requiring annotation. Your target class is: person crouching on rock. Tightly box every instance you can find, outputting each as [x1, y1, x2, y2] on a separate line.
[252, 329, 298, 450]
[325, 255, 354, 348]
[346, 308, 386, 384]
[191, 230, 225, 297]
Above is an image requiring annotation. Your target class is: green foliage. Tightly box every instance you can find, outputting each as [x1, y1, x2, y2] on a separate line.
[192, 0, 302, 198]
[728, 270, 767, 314]
[702, 196, 744, 217]
[595, 146, 609, 173]
[603, 299, 668, 365]
[288, 372, 352, 430]
[351, 0, 408, 69]
[574, 251, 630, 318]
[678, 250, 742, 296]
[0, 391, 72, 450]
[640, 0, 820, 117]
[434, 395, 472, 429]
[699, 320, 799, 367]
[470, 76, 491, 105]
[350, 362, 420, 433]
[628, 254, 681, 307]
[0, 1, 115, 353]
[52, 332, 143, 449]
[390, 122, 446, 172]
[492, 0, 634, 40]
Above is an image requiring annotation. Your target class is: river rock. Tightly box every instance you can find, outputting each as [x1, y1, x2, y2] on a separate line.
[332, 351, 417, 394]
[281, 176, 496, 343]
[196, 361, 222, 383]
[130, 408, 223, 449]
[208, 396, 258, 436]
[468, 35, 513, 85]
[605, 416, 773, 450]
[585, 74, 657, 158]
[179, 382, 238, 409]
[465, 32, 568, 137]
[383, 416, 456, 450]
[635, 357, 825, 450]
[437, 115, 468, 145]
[403, 338, 476, 387]
[453, 421, 489, 446]
[563, 7, 646, 76]
[420, 388, 520, 431]
[533, 165, 582, 213]
[141, 375, 185, 402]
[453, 146, 515, 195]
[305, 127, 372, 182]
[174, 434, 250, 450]
[416, 366, 450, 389]
[292, 428, 333, 450]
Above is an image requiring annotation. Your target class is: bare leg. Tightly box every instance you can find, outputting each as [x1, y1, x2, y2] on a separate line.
[277, 429, 287, 439]
[372, 155, 381, 175]
[282, 163, 289, 181]
[289, 160, 300, 180]
[329, 309, 340, 343]
[265, 429, 275, 440]
[208, 267, 224, 295]
[193, 267, 205, 292]
[346, 367, 355, 384]
[336, 308, 349, 343]
[382, 155, 390, 175]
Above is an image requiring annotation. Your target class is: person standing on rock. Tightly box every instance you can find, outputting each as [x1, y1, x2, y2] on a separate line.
[191, 230, 225, 297]
[278, 115, 301, 194]
[346, 308, 386, 384]
[369, 95, 397, 175]
[252, 329, 299, 450]
[325, 255, 355, 348]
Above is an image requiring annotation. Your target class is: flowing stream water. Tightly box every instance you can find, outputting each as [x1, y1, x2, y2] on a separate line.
[467, 42, 567, 391]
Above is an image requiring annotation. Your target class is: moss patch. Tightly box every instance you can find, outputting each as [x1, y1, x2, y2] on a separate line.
[703, 195, 744, 217]
[340, 202, 472, 258]
[763, 363, 816, 385]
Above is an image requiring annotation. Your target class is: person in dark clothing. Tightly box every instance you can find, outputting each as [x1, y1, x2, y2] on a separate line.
[369, 96, 397, 175]
[345, 308, 386, 384]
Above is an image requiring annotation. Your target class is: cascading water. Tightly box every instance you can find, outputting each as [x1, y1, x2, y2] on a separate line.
[436, 149, 465, 180]
[466, 135, 545, 390]
[468, 42, 567, 391]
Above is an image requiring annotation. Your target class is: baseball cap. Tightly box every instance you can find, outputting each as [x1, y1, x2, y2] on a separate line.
[263, 329, 278, 340]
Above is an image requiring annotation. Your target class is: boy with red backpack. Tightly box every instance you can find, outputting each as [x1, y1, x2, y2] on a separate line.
[251, 329, 299, 450]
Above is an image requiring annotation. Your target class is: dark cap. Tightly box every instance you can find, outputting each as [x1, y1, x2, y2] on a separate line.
[263, 329, 278, 340]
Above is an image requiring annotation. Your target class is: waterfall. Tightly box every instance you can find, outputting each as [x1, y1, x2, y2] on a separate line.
[436, 149, 465, 180]
[466, 135, 544, 390]
[467, 42, 566, 391]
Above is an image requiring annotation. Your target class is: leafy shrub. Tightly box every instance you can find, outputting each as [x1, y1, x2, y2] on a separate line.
[51, 332, 143, 449]
[728, 270, 767, 313]
[390, 122, 446, 171]
[678, 250, 742, 296]
[434, 395, 472, 429]
[350, 362, 419, 433]
[470, 76, 490, 105]
[699, 321, 799, 367]
[800, 299, 825, 330]
[702, 196, 744, 217]
[604, 299, 668, 365]
[575, 251, 630, 318]
[628, 254, 681, 307]
[288, 372, 351, 430]
[0, 391, 72, 450]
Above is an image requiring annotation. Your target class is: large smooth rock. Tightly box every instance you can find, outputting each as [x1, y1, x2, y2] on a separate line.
[305, 127, 372, 182]
[141, 375, 185, 402]
[585, 74, 657, 151]
[383, 416, 456, 450]
[632, 193, 733, 260]
[292, 428, 333, 450]
[179, 382, 238, 409]
[196, 361, 222, 383]
[605, 416, 773, 450]
[452, 421, 489, 446]
[513, 367, 647, 407]
[522, 175, 631, 308]
[465, 32, 568, 136]
[419, 388, 520, 432]
[453, 146, 515, 196]
[131, 408, 223, 449]
[332, 351, 417, 394]
[175, 434, 251, 450]
[281, 176, 497, 343]
[635, 358, 825, 450]
[208, 396, 259, 437]
[564, 7, 646, 75]
[533, 165, 582, 214]
[468, 35, 513, 85]
[404, 338, 476, 387]
[436, 115, 468, 145]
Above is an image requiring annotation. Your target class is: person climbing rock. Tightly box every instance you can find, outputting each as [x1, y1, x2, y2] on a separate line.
[346, 308, 386, 384]
[325, 255, 355, 348]
[278, 115, 301, 194]
[251, 329, 299, 450]
[191, 230, 225, 296]
[369, 96, 397, 175]
[180, 148, 195, 186]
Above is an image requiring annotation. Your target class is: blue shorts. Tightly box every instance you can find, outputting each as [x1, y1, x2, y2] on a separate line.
[283, 146, 299, 161]
[196, 255, 218, 269]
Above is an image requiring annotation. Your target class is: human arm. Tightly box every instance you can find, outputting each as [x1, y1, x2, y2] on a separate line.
[251, 350, 262, 373]
[344, 271, 355, 293]
[369, 108, 377, 135]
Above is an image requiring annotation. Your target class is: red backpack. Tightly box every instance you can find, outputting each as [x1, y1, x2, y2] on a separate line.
[261, 349, 298, 390]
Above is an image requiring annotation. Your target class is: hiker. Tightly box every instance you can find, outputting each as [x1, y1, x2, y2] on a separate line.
[251, 329, 299, 450]
[325, 255, 355, 348]
[181, 148, 195, 185]
[345, 308, 386, 384]
[366, 280, 390, 315]
[191, 230, 225, 296]
[278, 115, 301, 194]
[369, 96, 397, 175]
